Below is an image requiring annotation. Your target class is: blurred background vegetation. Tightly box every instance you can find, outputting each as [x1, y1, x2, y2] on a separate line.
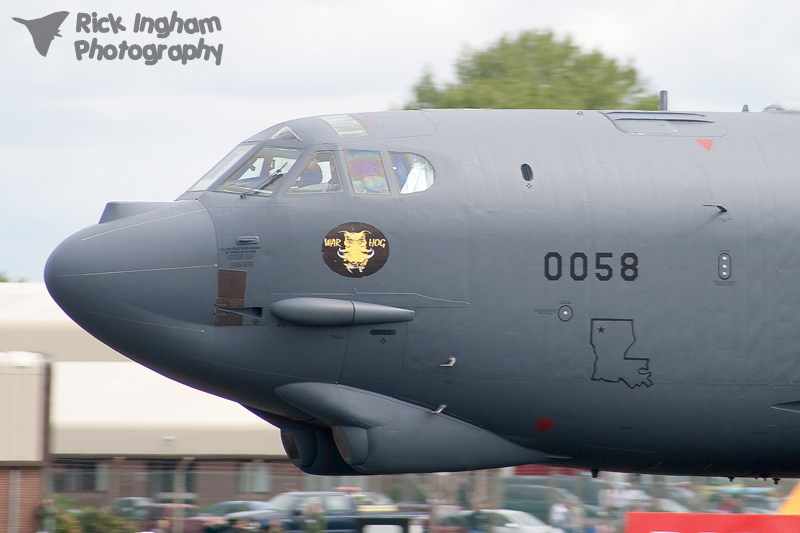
[406, 30, 659, 111]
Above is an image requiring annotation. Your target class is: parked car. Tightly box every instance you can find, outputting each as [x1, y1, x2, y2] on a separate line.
[652, 499, 689, 513]
[464, 509, 563, 533]
[502, 485, 579, 523]
[184, 501, 272, 532]
[430, 505, 469, 533]
[136, 503, 199, 532]
[218, 491, 396, 532]
[705, 486, 781, 513]
[663, 486, 698, 510]
[110, 496, 153, 520]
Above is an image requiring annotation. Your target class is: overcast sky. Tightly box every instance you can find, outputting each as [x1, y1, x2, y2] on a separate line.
[3, 0, 799, 282]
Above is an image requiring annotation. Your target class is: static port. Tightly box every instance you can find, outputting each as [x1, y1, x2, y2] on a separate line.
[718, 254, 731, 280]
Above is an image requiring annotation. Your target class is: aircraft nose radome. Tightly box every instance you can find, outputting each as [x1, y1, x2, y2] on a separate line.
[45, 200, 218, 352]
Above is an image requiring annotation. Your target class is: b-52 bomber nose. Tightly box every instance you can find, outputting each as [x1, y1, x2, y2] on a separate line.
[45, 108, 800, 478]
[45, 200, 219, 367]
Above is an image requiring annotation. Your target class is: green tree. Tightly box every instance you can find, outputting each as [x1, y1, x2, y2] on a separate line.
[0, 272, 28, 282]
[407, 30, 659, 110]
[77, 508, 138, 533]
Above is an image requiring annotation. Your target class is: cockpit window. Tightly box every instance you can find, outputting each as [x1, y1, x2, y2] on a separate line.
[187, 143, 257, 192]
[288, 151, 342, 194]
[390, 152, 435, 194]
[215, 146, 303, 196]
[321, 115, 369, 138]
[345, 150, 390, 195]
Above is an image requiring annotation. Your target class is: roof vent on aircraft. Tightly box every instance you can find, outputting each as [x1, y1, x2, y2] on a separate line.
[603, 111, 725, 136]
[270, 126, 302, 141]
[763, 102, 800, 112]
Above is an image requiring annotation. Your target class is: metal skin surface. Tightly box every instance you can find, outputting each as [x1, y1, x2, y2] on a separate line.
[45, 109, 800, 477]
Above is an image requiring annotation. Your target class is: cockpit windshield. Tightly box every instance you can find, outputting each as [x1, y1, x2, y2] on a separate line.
[185, 142, 436, 197]
[186, 143, 304, 196]
[187, 143, 257, 192]
[215, 145, 304, 196]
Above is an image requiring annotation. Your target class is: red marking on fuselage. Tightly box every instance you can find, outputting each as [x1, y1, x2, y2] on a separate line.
[536, 417, 555, 434]
[697, 139, 714, 151]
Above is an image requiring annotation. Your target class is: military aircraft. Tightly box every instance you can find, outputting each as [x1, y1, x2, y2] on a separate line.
[45, 107, 800, 478]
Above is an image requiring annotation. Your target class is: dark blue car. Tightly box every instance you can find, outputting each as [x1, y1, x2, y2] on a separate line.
[216, 491, 391, 532]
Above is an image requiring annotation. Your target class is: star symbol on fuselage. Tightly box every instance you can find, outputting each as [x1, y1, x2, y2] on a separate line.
[597, 326, 605, 333]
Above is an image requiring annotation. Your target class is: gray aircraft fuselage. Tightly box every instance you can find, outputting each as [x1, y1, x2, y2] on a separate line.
[45, 108, 800, 478]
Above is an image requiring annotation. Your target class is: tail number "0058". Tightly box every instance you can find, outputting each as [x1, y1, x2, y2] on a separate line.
[544, 252, 638, 281]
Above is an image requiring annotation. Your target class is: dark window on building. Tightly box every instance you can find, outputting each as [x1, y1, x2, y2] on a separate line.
[238, 461, 272, 493]
[52, 460, 107, 492]
[149, 460, 196, 497]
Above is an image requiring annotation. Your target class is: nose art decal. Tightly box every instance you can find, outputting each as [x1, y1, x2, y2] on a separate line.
[322, 222, 389, 278]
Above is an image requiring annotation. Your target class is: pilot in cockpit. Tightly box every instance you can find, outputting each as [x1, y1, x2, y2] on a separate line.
[296, 161, 323, 188]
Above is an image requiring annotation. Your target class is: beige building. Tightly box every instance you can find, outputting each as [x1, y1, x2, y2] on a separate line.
[0, 351, 48, 533]
[0, 283, 315, 531]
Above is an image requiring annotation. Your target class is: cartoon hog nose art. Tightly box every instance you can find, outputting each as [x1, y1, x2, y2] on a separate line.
[337, 230, 374, 273]
[322, 222, 389, 278]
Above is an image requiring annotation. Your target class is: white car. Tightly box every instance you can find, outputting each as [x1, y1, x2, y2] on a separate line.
[471, 509, 563, 533]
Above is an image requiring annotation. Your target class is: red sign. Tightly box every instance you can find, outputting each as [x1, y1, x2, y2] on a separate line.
[626, 512, 800, 533]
